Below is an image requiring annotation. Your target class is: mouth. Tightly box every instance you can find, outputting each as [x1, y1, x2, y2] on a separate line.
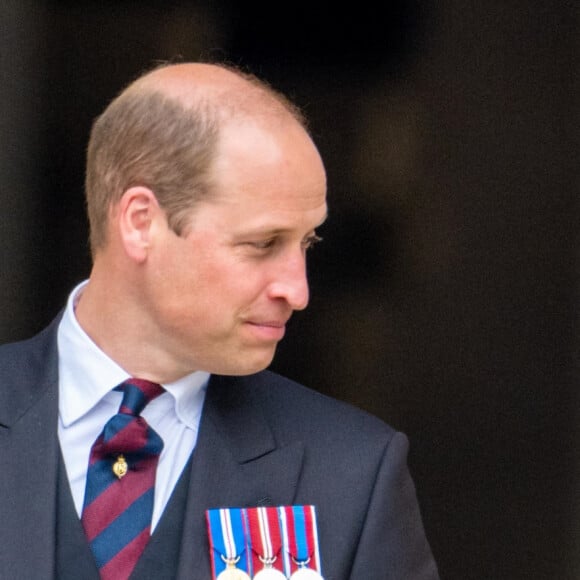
[244, 320, 288, 342]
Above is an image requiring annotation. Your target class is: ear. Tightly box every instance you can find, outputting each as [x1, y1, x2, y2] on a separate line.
[116, 186, 161, 263]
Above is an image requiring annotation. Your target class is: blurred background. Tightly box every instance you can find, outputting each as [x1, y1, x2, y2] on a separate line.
[0, 1, 577, 578]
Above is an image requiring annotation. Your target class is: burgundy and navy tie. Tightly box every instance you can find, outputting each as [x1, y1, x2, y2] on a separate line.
[81, 378, 165, 580]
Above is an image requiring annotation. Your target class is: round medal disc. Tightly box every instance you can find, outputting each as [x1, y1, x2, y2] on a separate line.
[289, 568, 324, 580]
[253, 568, 287, 580]
[217, 568, 252, 580]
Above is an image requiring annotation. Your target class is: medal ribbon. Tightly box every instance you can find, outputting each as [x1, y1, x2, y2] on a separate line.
[247, 507, 285, 573]
[279, 505, 322, 575]
[206, 507, 251, 577]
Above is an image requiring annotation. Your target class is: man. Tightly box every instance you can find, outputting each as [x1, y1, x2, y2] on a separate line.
[0, 62, 439, 579]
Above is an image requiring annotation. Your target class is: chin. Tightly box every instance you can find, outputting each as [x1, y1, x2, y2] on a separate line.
[217, 349, 277, 377]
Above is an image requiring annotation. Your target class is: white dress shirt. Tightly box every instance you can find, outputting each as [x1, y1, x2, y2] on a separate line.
[57, 280, 208, 531]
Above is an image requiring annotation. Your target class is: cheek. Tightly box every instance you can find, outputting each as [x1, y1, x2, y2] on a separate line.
[198, 263, 266, 304]
[155, 235, 271, 311]
[192, 246, 268, 295]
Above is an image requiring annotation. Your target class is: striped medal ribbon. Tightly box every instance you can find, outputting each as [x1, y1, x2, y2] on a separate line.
[246, 507, 286, 580]
[206, 508, 252, 580]
[279, 506, 324, 580]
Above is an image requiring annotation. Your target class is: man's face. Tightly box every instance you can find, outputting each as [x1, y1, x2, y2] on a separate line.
[144, 119, 327, 377]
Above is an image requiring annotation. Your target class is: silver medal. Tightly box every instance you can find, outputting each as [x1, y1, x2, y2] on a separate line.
[253, 568, 287, 580]
[289, 568, 324, 580]
[217, 556, 252, 580]
[217, 568, 252, 580]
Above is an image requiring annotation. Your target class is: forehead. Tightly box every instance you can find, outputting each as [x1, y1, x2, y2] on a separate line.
[211, 118, 326, 198]
[185, 120, 327, 234]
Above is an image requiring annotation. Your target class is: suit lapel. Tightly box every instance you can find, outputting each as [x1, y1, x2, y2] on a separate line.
[0, 319, 61, 579]
[176, 374, 305, 579]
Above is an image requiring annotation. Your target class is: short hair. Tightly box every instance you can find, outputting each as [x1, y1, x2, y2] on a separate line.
[84, 62, 307, 256]
[85, 89, 218, 255]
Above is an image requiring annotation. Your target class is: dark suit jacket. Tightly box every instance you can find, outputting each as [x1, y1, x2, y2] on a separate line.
[0, 315, 439, 579]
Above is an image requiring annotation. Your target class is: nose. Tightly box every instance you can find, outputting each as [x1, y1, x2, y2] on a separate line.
[267, 252, 310, 311]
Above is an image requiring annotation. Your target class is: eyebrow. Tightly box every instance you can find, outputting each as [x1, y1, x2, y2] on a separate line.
[236, 212, 328, 237]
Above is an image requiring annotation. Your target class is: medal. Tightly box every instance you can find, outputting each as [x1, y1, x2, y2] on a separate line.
[253, 568, 287, 580]
[218, 572, 252, 580]
[289, 556, 324, 580]
[207, 505, 323, 580]
[206, 508, 252, 579]
[279, 506, 323, 579]
[247, 507, 286, 580]
[217, 558, 252, 580]
[289, 568, 324, 580]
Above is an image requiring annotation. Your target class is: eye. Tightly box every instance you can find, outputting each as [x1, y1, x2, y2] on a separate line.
[302, 234, 323, 250]
[248, 238, 276, 251]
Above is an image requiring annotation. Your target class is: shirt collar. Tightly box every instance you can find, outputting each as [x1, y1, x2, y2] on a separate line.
[57, 280, 209, 429]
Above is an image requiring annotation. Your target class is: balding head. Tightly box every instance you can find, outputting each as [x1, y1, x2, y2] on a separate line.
[85, 62, 308, 255]
[124, 63, 306, 127]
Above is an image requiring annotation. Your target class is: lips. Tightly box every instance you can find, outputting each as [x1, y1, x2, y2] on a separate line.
[250, 320, 286, 328]
[244, 319, 288, 341]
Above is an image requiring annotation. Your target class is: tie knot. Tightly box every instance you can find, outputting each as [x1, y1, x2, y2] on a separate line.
[116, 378, 164, 416]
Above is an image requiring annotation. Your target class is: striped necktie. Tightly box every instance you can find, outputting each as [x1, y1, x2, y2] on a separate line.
[81, 378, 165, 580]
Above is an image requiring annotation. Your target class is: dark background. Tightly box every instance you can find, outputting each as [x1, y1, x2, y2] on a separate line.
[0, 2, 578, 578]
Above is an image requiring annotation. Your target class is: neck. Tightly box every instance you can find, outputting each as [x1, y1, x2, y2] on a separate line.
[75, 269, 191, 384]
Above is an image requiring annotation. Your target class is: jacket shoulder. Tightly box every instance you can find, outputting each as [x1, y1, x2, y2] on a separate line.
[240, 369, 397, 445]
[0, 315, 61, 426]
[0, 315, 60, 369]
